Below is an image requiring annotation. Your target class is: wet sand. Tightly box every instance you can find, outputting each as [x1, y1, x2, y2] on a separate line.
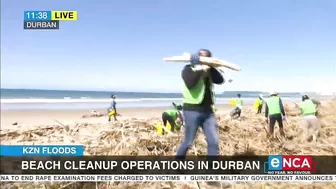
[1, 104, 242, 130]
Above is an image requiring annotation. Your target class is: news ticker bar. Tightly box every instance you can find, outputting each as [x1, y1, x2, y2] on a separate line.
[0, 145, 84, 156]
[1, 156, 336, 175]
[1, 175, 335, 182]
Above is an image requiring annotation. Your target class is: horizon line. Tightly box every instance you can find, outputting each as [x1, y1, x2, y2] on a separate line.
[0, 87, 310, 94]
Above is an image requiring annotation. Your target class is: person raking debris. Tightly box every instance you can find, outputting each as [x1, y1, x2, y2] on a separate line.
[256, 94, 264, 114]
[296, 95, 321, 141]
[157, 102, 184, 135]
[265, 91, 286, 137]
[229, 94, 244, 119]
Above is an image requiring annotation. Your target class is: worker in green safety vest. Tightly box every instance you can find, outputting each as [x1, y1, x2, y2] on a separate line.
[176, 49, 228, 157]
[230, 94, 244, 118]
[295, 95, 321, 116]
[265, 91, 286, 137]
[161, 103, 184, 133]
[298, 95, 321, 141]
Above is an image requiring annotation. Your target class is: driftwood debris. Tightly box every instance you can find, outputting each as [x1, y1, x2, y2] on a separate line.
[82, 110, 121, 118]
[1, 100, 336, 189]
[163, 53, 241, 71]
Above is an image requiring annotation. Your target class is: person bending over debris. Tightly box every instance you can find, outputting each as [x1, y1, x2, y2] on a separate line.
[107, 95, 118, 122]
[308, 97, 321, 116]
[230, 93, 244, 118]
[265, 91, 286, 137]
[160, 103, 184, 134]
[297, 95, 321, 141]
[176, 49, 225, 157]
[257, 94, 264, 114]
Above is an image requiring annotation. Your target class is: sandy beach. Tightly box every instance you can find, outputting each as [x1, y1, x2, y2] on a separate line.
[0, 104, 236, 130]
[1, 100, 335, 189]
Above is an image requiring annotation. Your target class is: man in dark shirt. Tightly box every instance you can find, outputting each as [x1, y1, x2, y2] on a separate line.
[176, 49, 225, 157]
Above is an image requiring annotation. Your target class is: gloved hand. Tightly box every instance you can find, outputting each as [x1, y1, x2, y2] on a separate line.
[190, 54, 200, 65]
[193, 65, 210, 71]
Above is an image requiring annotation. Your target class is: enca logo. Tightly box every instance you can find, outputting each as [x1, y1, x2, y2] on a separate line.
[266, 155, 316, 172]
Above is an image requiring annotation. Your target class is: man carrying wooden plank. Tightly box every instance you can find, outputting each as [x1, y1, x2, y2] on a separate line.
[175, 49, 225, 157]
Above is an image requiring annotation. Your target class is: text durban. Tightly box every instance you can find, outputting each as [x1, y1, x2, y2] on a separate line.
[22, 160, 260, 170]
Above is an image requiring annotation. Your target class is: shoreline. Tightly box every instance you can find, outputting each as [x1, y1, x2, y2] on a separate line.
[0, 100, 257, 111]
[0, 104, 239, 130]
[3, 97, 333, 131]
[0, 98, 305, 111]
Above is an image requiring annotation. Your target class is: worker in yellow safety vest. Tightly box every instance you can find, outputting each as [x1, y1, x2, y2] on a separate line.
[265, 91, 286, 137]
[230, 94, 243, 118]
[256, 94, 264, 114]
[107, 95, 117, 122]
[298, 95, 321, 141]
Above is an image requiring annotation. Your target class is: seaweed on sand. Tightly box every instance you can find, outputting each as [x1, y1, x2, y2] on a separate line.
[1, 100, 335, 189]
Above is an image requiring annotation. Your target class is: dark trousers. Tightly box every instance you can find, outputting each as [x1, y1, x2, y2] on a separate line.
[176, 110, 218, 157]
[230, 107, 241, 118]
[162, 112, 175, 132]
[269, 114, 284, 135]
[257, 105, 263, 114]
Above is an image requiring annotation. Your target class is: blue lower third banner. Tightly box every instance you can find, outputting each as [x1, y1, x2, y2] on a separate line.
[0, 145, 84, 156]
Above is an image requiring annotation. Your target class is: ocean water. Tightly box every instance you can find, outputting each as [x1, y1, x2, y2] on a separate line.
[1, 89, 302, 110]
